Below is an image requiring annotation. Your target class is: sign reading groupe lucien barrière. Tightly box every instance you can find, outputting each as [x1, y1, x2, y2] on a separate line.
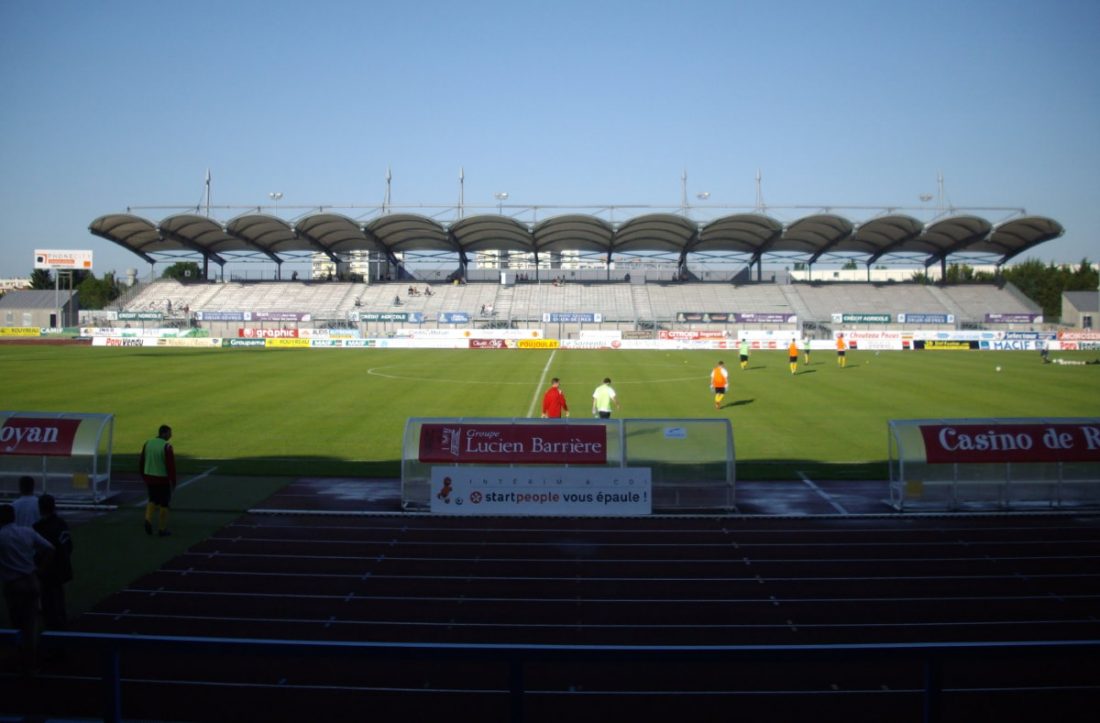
[419, 424, 607, 465]
[34, 249, 93, 270]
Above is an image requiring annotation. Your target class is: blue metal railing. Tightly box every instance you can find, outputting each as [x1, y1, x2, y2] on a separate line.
[4, 630, 1098, 723]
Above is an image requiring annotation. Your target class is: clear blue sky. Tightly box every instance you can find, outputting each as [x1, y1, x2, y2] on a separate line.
[1, 0, 1097, 278]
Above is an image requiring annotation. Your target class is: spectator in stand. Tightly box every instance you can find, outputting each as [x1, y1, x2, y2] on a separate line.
[13, 476, 40, 528]
[33, 494, 72, 632]
[1, 503, 53, 674]
[541, 378, 569, 419]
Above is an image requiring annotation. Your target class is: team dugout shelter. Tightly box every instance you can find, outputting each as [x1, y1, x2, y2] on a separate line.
[89, 202, 1064, 282]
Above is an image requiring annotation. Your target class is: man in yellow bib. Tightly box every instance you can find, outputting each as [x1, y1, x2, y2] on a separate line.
[140, 425, 177, 537]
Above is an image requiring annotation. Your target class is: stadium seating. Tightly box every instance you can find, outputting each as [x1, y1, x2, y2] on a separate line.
[116, 278, 1045, 332]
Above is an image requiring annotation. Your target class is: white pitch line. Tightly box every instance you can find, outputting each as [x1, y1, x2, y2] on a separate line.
[525, 348, 557, 418]
[798, 471, 850, 515]
[133, 466, 218, 506]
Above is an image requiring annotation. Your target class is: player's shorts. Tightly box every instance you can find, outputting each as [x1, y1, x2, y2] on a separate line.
[837, 350, 846, 356]
[714, 386, 726, 395]
[597, 411, 612, 419]
[739, 354, 748, 362]
[789, 355, 798, 363]
[146, 483, 173, 507]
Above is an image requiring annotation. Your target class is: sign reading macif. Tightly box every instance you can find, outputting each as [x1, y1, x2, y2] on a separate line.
[34, 249, 93, 270]
[419, 423, 607, 464]
[431, 466, 652, 516]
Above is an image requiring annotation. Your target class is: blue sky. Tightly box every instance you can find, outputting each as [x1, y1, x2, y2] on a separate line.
[1, 0, 1097, 278]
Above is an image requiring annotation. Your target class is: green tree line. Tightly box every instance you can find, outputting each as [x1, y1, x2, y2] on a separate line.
[913, 258, 1097, 322]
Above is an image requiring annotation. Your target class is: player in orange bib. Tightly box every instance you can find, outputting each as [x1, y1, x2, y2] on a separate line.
[788, 339, 799, 375]
[836, 333, 848, 367]
[710, 361, 729, 409]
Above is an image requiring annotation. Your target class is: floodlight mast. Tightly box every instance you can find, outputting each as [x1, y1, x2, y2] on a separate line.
[495, 191, 508, 215]
[268, 192, 283, 215]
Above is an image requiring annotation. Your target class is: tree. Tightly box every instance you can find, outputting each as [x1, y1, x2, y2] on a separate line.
[76, 271, 122, 310]
[29, 269, 53, 289]
[161, 262, 203, 281]
[841, 259, 859, 270]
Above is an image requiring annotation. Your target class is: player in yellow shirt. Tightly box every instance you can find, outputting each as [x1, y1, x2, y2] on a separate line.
[710, 361, 729, 409]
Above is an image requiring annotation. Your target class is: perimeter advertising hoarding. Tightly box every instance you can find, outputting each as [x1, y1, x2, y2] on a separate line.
[430, 466, 652, 516]
[831, 313, 892, 324]
[418, 423, 607, 465]
[897, 313, 953, 324]
[986, 313, 1043, 324]
[0, 417, 82, 456]
[543, 312, 603, 323]
[34, 249, 93, 270]
[677, 312, 796, 324]
[352, 311, 424, 323]
[919, 423, 1100, 464]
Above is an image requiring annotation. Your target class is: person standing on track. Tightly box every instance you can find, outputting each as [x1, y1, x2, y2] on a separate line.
[140, 425, 177, 537]
[710, 361, 729, 409]
[788, 338, 799, 375]
[592, 378, 621, 419]
[0, 503, 53, 674]
[541, 378, 570, 418]
[836, 333, 848, 367]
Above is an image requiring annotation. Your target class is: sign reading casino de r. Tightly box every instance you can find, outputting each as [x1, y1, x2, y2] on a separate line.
[419, 424, 607, 465]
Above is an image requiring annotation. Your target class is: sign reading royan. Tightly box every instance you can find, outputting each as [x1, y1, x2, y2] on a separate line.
[832, 312, 892, 324]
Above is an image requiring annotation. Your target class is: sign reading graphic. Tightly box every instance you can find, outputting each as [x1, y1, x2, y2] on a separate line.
[431, 466, 651, 516]
[919, 423, 1100, 464]
[419, 424, 607, 465]
[0, 418, 82, 456]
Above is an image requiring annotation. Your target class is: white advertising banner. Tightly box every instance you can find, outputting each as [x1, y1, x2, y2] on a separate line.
[34, 249, 93, 270]
[579, 329, 623, 341]
[395, 328, 544, 340]
[430, 466, 652, 516]
[837, 330, 905, 350]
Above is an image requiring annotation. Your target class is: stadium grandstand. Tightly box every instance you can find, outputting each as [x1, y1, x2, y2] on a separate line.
[88, 199, 1061, 336]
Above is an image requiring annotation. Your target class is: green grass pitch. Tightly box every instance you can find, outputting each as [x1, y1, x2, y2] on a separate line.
[2, 345, 1098, 480]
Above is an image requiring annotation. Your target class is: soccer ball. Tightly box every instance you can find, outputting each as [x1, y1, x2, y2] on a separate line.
[995, 366, 1002, 372]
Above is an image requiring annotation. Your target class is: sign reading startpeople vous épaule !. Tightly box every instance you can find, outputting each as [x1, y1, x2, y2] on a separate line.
[431, 466, 652, 516]
[419, 424, 607, 465]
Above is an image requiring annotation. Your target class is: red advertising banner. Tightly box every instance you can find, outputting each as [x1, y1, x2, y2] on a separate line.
[238, 328, 299, 338]
[0, 418, 82, 457]
[419, 424, 608, 464]
[469, 339, 507, 349]
[919, 424, 1100, 464]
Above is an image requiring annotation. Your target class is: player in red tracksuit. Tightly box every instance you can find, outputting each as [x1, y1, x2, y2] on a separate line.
[541, 378, 569, 418]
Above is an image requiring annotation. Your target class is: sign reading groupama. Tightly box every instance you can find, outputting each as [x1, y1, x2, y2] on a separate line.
[919, 423, 1100, 464]
[0, 418, 82, 456]
[419, 423, 607, 464]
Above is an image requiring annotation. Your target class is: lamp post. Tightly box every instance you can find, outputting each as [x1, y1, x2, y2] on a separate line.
[494, 192, 508, 215]
[269, 192, 283, 215]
